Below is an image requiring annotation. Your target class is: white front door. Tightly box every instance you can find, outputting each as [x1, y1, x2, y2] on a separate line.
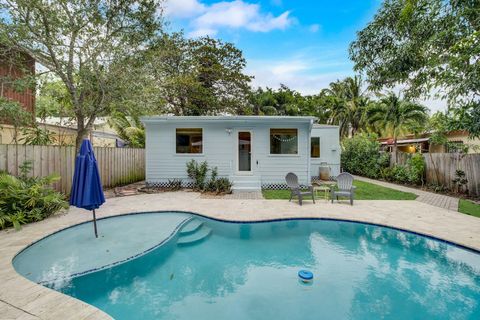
[237, 130, 253, 174]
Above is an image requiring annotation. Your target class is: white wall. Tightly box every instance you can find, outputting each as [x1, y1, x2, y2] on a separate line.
[310, 126, 341, 178]
[145, 120, 312, 186]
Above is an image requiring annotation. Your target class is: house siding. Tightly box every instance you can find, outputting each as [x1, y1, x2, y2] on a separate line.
[145, 119, 312, 188]
[310, 126, 341, 178]
[0, 50, 35, 117]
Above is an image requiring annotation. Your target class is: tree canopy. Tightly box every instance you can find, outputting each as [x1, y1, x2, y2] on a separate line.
[135, 33, 253, 116]
[350, 0, 479, 137]
[0, 0, 163, 149]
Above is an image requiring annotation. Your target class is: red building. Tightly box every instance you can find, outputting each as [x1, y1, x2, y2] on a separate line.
[0, 48, 35, 115]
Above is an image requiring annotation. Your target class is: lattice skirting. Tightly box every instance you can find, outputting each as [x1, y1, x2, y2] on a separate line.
[146, 180, 194, 189]
[261, 183, 289, 190]
[147, 180, 314, 190]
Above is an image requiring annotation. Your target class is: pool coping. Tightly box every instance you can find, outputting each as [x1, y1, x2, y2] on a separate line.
[1, 193, 480, 319]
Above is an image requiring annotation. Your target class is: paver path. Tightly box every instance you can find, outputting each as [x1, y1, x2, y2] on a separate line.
[354, 175, 459, 211]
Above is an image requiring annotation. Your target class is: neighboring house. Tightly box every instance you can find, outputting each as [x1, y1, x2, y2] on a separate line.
[379, 131, 480, 154]
[0, 117, 124, 147]
[141, 116, 340, 191]
[0, 48, 35, 114]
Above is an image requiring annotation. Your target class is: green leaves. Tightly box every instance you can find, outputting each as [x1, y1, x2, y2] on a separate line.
[350, 0, 479, 129]
[0, 166, 67, 231]
[1, 0, 164, 149]
[341, 133, 389, 178]
[367, 92, 428, 140]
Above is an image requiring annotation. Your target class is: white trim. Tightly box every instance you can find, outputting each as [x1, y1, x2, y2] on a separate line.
[235, 129, 254, 175]
[142, 115, 316, 124]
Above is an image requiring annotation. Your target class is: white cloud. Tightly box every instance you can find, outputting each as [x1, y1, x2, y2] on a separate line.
[188, 0, 293, 37]
[309, 24, 320, 33]
[164, 0, 205, 18]
[188, 28, 218, 38]
[247, 57, 351, 95]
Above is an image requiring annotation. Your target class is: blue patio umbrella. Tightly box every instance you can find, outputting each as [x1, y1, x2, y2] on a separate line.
[70, 139, 105, 238]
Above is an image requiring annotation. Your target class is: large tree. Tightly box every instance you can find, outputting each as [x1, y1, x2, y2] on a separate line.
[350, 0, 479, 137]
[0, 0, 163, 150]
[138, 33, 252, 116]
[367, 93, 428, 158]
[321, 76, 370, 137]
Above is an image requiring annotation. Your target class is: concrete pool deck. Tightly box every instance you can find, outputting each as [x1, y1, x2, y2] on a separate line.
[1, 191, 479, 319]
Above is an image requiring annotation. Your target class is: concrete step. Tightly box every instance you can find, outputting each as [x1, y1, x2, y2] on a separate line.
[177, 225, 212, 246]
[179, 218, 204, 236]
[232, 176, 261, 191]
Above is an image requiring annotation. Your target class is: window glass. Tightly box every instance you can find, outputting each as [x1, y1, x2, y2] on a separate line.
[176, 128, 203, 153]
[311, 137, 320, 158]
[270, 129, 298, 154]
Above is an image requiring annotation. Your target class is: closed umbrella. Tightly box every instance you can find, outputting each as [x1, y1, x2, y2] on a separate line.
[70, 139, 105, 238]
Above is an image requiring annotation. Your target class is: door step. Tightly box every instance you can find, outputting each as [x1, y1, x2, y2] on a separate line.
[232, 176, 261, 191]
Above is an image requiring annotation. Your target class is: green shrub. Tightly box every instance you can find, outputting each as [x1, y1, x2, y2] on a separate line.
[186, 160, 209, 191]
[407, 154, 425, 185]
[452, 170, 468, 194]
[213, 177, 233, 194]
[167, 179, 182, 191]
[0, 166, 68, 230]
[186, 160, 232, 194]
[392, 165, 409, 184]
[341, 134, 389, 178]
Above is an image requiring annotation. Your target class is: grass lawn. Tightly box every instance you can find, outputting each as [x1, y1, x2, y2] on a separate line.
[458, 199, 480, 218]
[262, 180, 417, 200]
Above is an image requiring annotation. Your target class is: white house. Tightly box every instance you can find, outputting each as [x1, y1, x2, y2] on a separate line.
[141, 116, 340, 191]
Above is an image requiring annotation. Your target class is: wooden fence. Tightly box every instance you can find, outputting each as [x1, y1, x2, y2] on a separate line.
[392, 152, 480, 196]
[0, 144, 145, 194]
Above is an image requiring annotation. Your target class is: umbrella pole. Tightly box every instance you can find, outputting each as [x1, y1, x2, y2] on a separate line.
[92, 209, 98, 238]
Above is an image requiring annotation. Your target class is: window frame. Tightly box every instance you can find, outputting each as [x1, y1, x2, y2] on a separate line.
[175, 128, 204, 155]
[269, 128, 299, 156]
[310, 136, 320, 158]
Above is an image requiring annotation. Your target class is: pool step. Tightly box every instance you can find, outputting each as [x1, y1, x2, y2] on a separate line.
[177, 225, 212, 246]
[179, 219, 204, 236]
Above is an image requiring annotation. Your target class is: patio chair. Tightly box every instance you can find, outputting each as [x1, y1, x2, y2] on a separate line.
[285, 172, 315, 206]
[330, 172, 356, 205]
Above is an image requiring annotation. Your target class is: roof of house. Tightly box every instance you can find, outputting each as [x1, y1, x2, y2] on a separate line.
[312, 124, 339, 129]
[141, 115, 316, 124]
[380, 137, 430, 145]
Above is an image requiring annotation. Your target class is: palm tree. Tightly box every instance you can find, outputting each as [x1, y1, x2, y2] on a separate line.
[367, 93, 428, 160]
[108, 112, 145, 148]
[322, 75, 370, 137]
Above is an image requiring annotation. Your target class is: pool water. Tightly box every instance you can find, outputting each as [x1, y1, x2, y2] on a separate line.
[14, 213, 480, 319]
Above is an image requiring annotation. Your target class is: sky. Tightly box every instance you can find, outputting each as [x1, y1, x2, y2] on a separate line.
[163, 0, 446, 112]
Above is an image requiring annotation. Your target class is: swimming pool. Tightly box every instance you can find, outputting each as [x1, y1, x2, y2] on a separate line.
[13, 212, 480, 319]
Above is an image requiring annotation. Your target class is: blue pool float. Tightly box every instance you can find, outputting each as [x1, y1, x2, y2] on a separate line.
[298, 270, 313, 282]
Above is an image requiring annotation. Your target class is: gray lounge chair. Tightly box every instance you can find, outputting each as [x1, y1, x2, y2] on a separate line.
[285, 172, 315, 206]
[330, 172, 356, 205]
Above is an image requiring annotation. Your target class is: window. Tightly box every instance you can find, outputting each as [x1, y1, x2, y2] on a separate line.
[311, 137, 320, 158]
[270, 128, 298, 154]
[176, 128, 203, 154]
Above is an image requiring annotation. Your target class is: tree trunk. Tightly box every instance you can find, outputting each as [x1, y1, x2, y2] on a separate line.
[391, 137, 398, 165]
[75, 115, 90, 153]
